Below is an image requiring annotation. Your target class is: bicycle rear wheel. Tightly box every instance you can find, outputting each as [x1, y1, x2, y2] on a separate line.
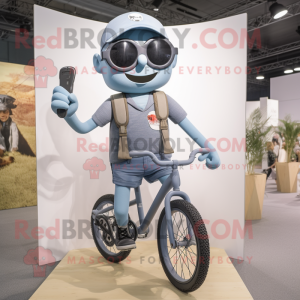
[157, 200, 210, 292]
[91, 194, 131, 263]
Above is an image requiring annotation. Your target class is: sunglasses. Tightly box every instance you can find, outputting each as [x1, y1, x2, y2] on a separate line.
[102, 38, 178, 72]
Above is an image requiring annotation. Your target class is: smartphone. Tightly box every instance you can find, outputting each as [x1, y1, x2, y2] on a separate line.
[57, 66, 76, 118]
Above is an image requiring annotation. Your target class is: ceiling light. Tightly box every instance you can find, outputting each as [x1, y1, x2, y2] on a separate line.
[269, 2, 288, 19]
[294, 66, 300, 71]
[284, 68, 293, 74]
[256, 75, 265, 80]
[152, 0, 163, 11]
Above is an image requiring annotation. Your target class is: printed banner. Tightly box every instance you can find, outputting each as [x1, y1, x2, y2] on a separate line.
[0, 62, 36, 210]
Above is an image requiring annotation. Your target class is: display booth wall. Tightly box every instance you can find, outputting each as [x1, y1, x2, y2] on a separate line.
[34, 5, 247, 263]
[246, 101, 260, 121]
[271, 72, 300, 121]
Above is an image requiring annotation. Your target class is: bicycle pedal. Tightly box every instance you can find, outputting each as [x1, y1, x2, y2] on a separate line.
[124, 247, 136, 251]
[138, 233, 148, 238]
[116, 244, 136, 251]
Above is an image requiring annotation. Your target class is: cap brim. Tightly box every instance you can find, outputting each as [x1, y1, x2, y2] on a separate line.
[106, 25, 168, 44]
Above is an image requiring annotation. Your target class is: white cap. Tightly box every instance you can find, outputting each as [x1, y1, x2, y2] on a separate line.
[100, 12, 168, 48]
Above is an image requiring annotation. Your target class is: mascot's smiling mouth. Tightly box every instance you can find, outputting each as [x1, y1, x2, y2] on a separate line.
[125, 72, 157, 83]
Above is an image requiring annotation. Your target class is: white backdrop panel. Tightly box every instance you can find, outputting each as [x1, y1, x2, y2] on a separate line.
[246, 101, 260, 121]
[35, 5, 247, 262]
[271, 72, 300, 121]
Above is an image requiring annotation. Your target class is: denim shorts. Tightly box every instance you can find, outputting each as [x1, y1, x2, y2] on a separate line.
[111, 154, 172, 188]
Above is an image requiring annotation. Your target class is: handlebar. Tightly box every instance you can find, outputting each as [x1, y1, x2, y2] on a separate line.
[129, 148, 212, 167]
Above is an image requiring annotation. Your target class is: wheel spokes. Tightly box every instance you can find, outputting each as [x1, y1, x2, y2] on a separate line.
[165, 209, 198, 281]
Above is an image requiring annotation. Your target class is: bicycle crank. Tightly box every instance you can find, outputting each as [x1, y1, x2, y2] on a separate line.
[95, 214, 116, 247]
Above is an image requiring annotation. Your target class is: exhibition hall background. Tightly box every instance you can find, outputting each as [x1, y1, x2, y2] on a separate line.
[246, 72, 300, 121]
[34, 5, 247, 263]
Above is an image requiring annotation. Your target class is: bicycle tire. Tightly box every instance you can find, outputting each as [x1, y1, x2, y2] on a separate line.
[157, 200, 210, 292]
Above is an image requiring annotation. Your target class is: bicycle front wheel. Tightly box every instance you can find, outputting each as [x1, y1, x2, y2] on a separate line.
[157, 200, 210, 293]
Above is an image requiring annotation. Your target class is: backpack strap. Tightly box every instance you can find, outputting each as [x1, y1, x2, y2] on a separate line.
[110, 93, 132, 160]
[153, 91, 174, 154]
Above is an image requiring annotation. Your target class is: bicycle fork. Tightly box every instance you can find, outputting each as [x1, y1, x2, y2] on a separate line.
[164, 191, 194, 248]
[165, 166, 195, 249]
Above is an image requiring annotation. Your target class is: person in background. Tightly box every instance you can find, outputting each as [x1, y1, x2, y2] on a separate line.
[266, 142, 277, 179]
[273, 134, 279, 144]
[296, 150, 300, 162]
[278, 142, 288, 163]
[272, 138, 280, 160]
[0, 95, 18, 155]
[294, 141, 300, 159]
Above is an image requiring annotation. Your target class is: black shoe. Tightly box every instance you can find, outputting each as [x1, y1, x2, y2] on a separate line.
[115, 225, 136, 251]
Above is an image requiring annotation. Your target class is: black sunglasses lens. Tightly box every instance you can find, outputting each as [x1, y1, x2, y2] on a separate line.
[110, 41, 137, 68]
[147, 39, 172, 66]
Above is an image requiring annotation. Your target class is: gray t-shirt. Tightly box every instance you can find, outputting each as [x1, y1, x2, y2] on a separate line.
[92, 92, 187, 164]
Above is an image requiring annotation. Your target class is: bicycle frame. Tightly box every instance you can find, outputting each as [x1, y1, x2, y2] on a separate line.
[92, 148, 211, 249]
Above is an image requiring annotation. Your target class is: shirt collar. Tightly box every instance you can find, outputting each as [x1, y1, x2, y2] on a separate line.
[125, 93, 154, 112]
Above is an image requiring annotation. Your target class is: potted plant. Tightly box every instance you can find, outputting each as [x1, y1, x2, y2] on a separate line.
[275, 115, 300, 193]
[245, 108, 272, 220]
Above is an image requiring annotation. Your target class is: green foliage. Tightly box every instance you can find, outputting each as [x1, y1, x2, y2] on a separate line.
[276, 115, 300, 163]
[246, 108, 272, 175]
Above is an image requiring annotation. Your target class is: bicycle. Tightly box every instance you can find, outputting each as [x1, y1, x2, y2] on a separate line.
[91, 148, 211, 292]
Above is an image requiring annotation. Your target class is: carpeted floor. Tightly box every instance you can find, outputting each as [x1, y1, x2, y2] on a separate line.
[0, 206, 59, 300]
[0, 178, 299, 300]
[231, 177, 300, 300]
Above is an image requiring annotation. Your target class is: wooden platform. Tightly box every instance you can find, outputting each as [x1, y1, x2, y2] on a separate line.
[30, 241, 253, 300]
